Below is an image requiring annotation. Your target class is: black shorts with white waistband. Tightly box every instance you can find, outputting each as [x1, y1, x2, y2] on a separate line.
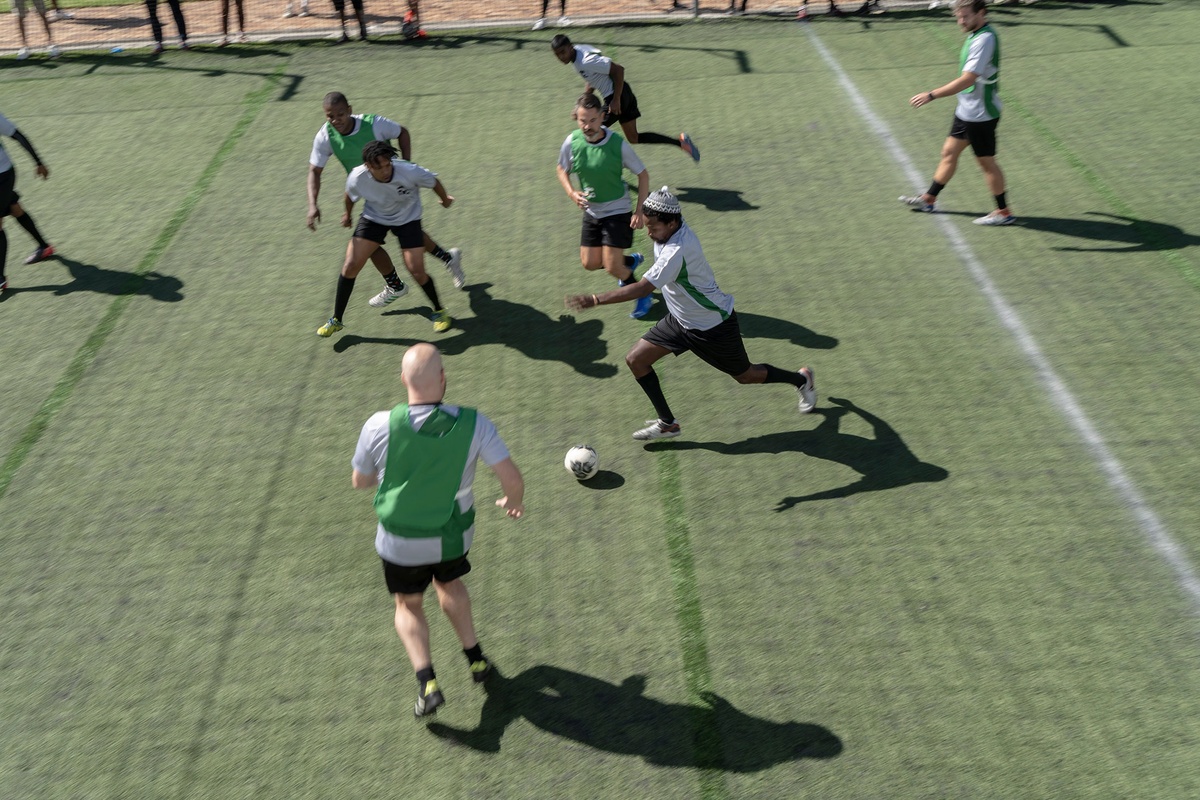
[642, 310, 752, 376]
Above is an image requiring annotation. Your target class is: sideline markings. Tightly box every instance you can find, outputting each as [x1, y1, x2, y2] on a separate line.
[802, 26, 1200, 612]
[0, 68, 285, 504]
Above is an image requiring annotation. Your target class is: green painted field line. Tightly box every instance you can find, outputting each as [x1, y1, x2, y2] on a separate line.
[924, 23, 1199, 291]
[0, 67, 284, 504]
[657, 450, 729, 799]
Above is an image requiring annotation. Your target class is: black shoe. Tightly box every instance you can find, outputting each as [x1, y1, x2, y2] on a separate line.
[414, 680, 445, 718]
[469, 658, 494, 684]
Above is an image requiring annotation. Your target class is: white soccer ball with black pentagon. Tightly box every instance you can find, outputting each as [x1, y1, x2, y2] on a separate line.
[564, 445, 599, 481]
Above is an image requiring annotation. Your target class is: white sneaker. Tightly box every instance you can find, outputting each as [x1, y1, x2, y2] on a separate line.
[446, 247, 465, 290]
[16, 47, 30, 60]
[368, 283, 409, 308]
[557, 16, 572, 26]
[48, 44, 61, 58]
[973, 210, 1016, 226]
[299, 0, 310, 15]
[899, 195, 936, 213]
[632, 419, 681, 440]
[532, 17, 546, 30]
[282, 2, 294, 17]
[796, 367, 817, 414]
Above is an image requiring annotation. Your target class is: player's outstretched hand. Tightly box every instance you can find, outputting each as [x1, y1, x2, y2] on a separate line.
[307, 207, 321, 231]
[34, 164, 49, 180]
[440, 194, 455, 209]
[909, 92, 933, 109]
[340, 212, 352, 228]
[495, 497, 524, 519]
[565, 293, 596, 312]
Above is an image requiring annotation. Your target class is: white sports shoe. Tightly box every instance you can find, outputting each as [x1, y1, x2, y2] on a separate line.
[282, 2, 294, 17]
[899, 195, 936, 213]
[796, 367, 817, 414]
[48, 44, 62, 58]
[446, 247, 465, 290]
[632, 419, 681, 440]
[532, 17, 546, 30]
[368, 283, 409, 308]
[557, 16, 572, 26]
[973, 210, 1016, 226]
[16, 47, 30, 60]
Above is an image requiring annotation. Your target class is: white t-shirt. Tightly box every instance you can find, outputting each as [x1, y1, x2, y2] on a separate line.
[570, 45, 615, 99]
[352, 404, 511, 566]
[346, 158, 437, 227]
[957, 28, 1002, 122]
[0, 111, 18, 174]
[309, 114, 403, 171]
[557, 128, 646, 219]
[643, 221, 735, 331]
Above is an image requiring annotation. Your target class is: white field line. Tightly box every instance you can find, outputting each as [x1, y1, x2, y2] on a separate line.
[802, 26, 1200, 613]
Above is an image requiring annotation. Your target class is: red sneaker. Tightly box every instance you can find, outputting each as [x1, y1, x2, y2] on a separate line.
[25, 244, 55, 264]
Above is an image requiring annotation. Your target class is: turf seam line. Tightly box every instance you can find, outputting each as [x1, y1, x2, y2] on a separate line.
[923, 23, 1199, 292]
[657, 451, 730, 798]
[803, 26, 1200, 614]
[0, 67, 285, 505]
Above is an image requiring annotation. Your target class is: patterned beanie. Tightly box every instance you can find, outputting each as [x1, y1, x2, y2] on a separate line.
[643, 186, 681, 215]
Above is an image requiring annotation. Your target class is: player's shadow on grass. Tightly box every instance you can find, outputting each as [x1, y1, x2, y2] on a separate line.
[675, 187, 760, 213]
[427, 665, 841, 769]
[646, 397, 946, 510]
[938, 210, 1197, 253]
[334, 282, 617, 378]
[7, 257, 184, 302]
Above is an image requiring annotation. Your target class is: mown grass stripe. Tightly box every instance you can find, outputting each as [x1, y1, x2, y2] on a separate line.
[657, 449, 729, 799]
[0, 67, 284, 504]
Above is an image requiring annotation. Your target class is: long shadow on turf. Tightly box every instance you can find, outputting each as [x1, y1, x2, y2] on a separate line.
[6, 256, 184, 302]
[428, 665, 842, 768]
[644, 396, 946, 510]
[937, 210, 1198, 254]
[333, 282, 618, 378]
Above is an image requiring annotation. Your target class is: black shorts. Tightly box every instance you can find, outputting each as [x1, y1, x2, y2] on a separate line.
[581, 211, 634, 250]
[642, 310, 752, 376]
[382, 554, 472, 595]
[948, 115, 999, 158]
[0, 168, 18, 216]
[354, 217, 424, 250]
[603, 82, 642, 125]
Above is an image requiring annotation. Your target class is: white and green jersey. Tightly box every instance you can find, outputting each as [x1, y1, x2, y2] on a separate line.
[956, 24, 1001, 122]
[346, 158, 438, 227]
[643, 221, 735, 332]
[569, 45, 615, 99]
[352, 403, 510, 566]
[310, 113, 403, 173]
[558, 127, 646, 219]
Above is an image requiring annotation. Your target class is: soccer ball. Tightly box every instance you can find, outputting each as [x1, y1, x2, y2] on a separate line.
[564, 445, 599, 481]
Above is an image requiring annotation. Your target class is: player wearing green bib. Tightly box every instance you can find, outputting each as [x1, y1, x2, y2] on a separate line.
[900, 0, 1014, 226]
[556, 93, 652, 318]
[352, 344, 524, 718]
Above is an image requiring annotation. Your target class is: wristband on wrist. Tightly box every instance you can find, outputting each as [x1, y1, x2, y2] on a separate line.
[927, 92, 935, 101]
[592, 294, 599, 307]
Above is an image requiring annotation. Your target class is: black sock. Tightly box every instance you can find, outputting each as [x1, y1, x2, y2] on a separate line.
[927, 181, 945, 197]
[463, 644, 484, 664]
[382, 269, 405, 291]
[15, 213, 48, 248]
[762, 364, 806, 387]
[636, 370, 675, 424]
[617, 268, 636, 285]
[416, 666, 436, 691]
[430, 245, 452, 264]
[419, 276, 442, 310]
[0, 229, 7, 282]
[994, 192, 1008, 211]
[637, 132, 678, 146]
[333, 275, 355, 321]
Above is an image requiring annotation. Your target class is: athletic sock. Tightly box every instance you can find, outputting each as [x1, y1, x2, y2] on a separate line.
[333, 275, 355, 321]
[637, 132, 678, 146]
[636, 370, 675, 424]
[15, 212, 48, 248]
[617, 268, 636, 285]
[0, 229, 7, 282]
[463, 644, 484, 664]
[382, 269, 405, 291]
[416, 666, 436, 692]
[419, 276, 442, 310]
[762, 364, 806, 387]
[994, 192, 1008, 211]
[927, 181, 945, 197]
[430, 245, 452, 264]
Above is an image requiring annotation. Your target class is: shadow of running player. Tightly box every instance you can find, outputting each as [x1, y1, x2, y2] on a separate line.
[334, 282, 617, 378]
[427, 665, 842, 770]
[644, 397, 947, 511]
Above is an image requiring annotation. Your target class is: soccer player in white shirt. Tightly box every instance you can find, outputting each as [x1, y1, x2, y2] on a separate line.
[551, 35, 700, 163]
[0, 110, 55, 295]
[566, 187, 818, 440]
[900, 0, 1014, 226]
[317, 141, 456, 338]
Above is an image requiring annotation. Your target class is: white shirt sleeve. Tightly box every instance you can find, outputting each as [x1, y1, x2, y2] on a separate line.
[558, 135, 575, 173]
[345, 167, 364, 203]
[351, 411, 391, 477]
[371, 115, 404, 142]
[309, 126, 332, 168]
[397, 161, 438, 189]
[473, 413, 511, 467]
[962, 33, 995, 78]
[0, 113, 16, 138]
[644, 242, 683, 288]
[620, 140, 646, 175]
